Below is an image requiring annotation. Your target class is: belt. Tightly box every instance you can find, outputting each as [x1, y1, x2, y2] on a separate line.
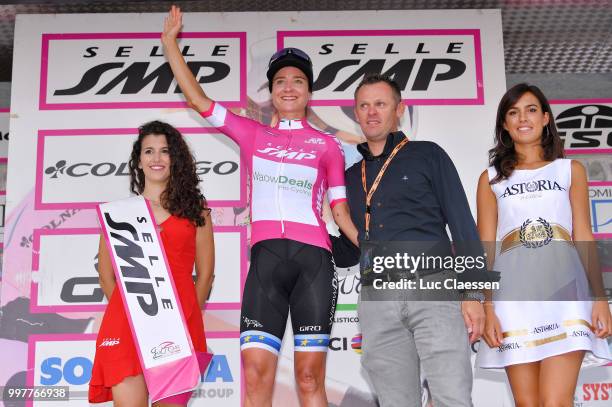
[500, 218, 572, 254]
[361, 269, 445, 287]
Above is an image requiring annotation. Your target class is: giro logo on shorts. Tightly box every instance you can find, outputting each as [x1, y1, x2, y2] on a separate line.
[555, 104, 612, 150]
[40, 33, 246, 109]
[278, 29, 484, 105]
[298, 325, 322, 332]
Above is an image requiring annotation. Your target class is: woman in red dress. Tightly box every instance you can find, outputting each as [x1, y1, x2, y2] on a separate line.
[88, 121, 214, 407]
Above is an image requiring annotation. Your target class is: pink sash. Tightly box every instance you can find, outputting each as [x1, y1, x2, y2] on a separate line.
[97, 196, 211, 402]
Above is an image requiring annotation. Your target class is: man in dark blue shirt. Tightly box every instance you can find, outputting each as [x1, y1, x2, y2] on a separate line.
[345, 74, 484, 407]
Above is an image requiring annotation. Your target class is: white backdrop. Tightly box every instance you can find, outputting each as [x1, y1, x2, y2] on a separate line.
[3, 9, 609, 407]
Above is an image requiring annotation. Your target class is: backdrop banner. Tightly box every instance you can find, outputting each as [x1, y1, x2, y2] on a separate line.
[4, 9, 608, 407]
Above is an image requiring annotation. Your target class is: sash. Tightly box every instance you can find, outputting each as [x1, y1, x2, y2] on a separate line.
[97, 196, 211, 402]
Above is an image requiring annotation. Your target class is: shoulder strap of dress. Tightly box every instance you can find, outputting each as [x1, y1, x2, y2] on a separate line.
[486, 166, 497, 182]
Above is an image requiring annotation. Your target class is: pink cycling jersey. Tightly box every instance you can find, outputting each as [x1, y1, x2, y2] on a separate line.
[202, 102, 347, 251]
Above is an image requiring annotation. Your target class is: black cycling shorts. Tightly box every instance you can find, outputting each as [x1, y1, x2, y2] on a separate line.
[239, 239, 337, 354]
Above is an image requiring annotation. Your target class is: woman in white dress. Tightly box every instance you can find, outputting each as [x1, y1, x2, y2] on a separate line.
[476, 83, 611, 406]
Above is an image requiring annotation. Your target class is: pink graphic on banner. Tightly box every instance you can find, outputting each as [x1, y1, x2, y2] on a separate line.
[0, 190, 97, 306]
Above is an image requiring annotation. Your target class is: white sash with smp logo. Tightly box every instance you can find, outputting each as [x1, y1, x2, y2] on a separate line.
[97, 196, 201, 402]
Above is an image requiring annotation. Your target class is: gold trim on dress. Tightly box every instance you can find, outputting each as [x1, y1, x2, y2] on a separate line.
[562, 319, 594, 332]
[500, 223, 572, 254]
[524, 333, 567, 348]
[502, 329, 529, 338]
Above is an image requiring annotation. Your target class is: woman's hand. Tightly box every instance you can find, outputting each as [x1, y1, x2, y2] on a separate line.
[162, 5, 183, 43]
[592, 300, 612, 339]
[482, 304, 504, 348]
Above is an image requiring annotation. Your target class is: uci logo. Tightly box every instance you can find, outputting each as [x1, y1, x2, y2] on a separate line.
[328, 334, 362, 354]
[556, 104, 612, 149]
[44, 160, 238, 179]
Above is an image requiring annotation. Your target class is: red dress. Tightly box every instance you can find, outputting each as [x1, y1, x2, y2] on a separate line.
[89, 215, 207, 403]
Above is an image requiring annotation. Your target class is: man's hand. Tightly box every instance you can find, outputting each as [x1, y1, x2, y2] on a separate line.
[461, 301, 485, 344]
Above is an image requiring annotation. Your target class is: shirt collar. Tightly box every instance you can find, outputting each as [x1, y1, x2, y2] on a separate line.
[357, 131, 408, 161]
[275, 118, 307, 130]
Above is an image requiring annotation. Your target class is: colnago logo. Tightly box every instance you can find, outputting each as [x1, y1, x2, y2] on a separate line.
[499, 179, 566, 198]
[279, 29, 483, 104]
[37, 132, 243, 208]
[253, 171, 313, 190]
[256, 146, 317, 160]
[555, 104, 612, 150]
[44, 159, 238, 179]
[40, 33, 245, 109]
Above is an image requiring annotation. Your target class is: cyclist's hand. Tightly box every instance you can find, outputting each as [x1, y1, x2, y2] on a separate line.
[162, 5, 183, 43]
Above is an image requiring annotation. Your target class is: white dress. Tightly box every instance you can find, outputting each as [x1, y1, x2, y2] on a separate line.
[477, 159, 611, 368]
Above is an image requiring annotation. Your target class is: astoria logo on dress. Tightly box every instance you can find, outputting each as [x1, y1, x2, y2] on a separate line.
[499, 179, 566, 198]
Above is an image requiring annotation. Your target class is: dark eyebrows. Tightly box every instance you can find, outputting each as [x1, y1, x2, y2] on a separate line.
[507, 104, 539, 111]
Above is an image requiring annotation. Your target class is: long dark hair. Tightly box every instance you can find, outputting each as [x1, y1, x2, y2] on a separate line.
[489, 83, 564, 184]
[129, 121, 208, 226]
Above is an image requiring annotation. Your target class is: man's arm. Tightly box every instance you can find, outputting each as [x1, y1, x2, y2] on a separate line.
[429, 143, 485, 342]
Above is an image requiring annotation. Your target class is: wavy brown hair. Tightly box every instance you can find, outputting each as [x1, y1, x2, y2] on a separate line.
[129, 121, 207, 226]
[489, 83, 564, 184]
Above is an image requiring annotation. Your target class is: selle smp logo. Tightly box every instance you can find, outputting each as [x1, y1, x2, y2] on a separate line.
[99, 338, 120, 347]
[256, 146, 317, 160]
[40, 33, 245, 109]
[280, 29, 483, 104]
[556, 104, 612, 149]
[44, 159, 238, 179]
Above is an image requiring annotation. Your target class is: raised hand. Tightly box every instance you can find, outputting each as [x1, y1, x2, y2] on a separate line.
[162, 5, 183, 42]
